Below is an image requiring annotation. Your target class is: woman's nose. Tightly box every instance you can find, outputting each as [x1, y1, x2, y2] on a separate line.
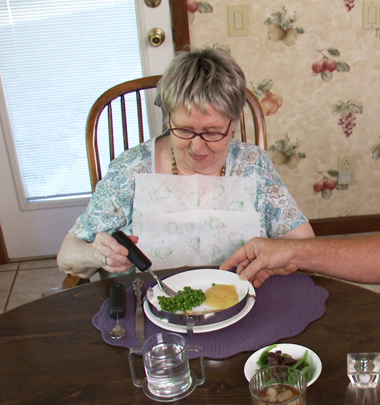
[190, 135, 207, 152]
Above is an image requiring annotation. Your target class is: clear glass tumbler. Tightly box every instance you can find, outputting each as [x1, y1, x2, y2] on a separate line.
[344, 353, 380, 405]
[249, 366, 307, 405]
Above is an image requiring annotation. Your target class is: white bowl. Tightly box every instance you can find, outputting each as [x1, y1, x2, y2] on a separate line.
[244, 343, 322, 386]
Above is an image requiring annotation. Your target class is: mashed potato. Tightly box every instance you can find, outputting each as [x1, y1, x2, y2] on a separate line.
[205, 284, 239, 309]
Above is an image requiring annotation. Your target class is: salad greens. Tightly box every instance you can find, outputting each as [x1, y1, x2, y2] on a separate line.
[257, 344, 311, 381]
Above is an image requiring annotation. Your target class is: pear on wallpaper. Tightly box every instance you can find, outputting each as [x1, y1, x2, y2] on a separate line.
[286, 153, 301, 169]
[264, 7, 304, 46]
[282, 28, 299, 46]
[251, 79, 283, 116]
[269, 135, 306, 169]
[261, 91, 283, 116]
[271, 150, 288, 166]
[267, 24, 286, 42]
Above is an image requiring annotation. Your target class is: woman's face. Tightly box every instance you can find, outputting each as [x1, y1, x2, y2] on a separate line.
[169, 104, 234, 175]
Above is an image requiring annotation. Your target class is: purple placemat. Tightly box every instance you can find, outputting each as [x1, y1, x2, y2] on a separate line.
[92, 272, 329, 359]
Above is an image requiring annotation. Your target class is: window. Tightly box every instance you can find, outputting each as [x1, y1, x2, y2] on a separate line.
[0, 0, 147, 205]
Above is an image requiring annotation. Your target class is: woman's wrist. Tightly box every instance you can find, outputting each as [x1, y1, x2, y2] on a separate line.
[57, 234, 101, 278]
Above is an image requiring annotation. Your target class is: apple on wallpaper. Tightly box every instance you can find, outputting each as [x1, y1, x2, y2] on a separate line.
[311, 48, 350, 83]
[187, 0, 213, 23]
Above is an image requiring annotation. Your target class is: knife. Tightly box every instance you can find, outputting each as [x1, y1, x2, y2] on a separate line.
[112, 230, 178, 296]
[132, 278, 145, 342]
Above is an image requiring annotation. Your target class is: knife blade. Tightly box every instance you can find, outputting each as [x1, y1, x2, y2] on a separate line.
[132, 278, 145, 342]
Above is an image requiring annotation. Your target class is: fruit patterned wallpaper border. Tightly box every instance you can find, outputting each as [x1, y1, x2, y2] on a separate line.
[187, 0, 380, 220]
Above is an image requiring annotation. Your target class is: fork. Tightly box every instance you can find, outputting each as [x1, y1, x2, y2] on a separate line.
[147, 268, 178, 296]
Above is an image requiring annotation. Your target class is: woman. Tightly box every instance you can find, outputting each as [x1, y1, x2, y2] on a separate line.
[57, 47, 314, 280]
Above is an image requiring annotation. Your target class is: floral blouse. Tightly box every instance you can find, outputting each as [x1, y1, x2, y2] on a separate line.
[70, 134, 308, 275]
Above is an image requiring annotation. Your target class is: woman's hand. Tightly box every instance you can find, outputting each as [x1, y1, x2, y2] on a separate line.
[57, 232, 139, 278]
[92, 231, 139, 273]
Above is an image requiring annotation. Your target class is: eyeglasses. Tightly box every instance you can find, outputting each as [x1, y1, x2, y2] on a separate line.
[169, 115, 232, 142]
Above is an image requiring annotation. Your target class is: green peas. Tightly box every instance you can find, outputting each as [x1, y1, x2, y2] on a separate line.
[157, 286, 206, 313]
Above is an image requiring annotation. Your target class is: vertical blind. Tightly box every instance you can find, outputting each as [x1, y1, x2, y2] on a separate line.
[0, 0, 147, 201]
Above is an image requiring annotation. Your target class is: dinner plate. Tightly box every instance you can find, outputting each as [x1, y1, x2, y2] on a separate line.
[143, 269, 256, 334]
[244, 343, 322, 387]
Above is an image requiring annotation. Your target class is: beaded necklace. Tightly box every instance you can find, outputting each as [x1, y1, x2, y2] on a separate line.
[171, 149, 226, 176]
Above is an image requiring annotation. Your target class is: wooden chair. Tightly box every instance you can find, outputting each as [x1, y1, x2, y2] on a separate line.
[57, 76, 267, 292]
[86, 75, 163, 192]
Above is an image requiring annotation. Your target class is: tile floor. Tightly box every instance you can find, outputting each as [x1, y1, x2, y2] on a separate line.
[0, 258, 100, 312]
[1, 254, 379, 313]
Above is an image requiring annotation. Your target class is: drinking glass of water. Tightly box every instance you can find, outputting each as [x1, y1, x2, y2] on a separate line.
[129, 332, 205, 401]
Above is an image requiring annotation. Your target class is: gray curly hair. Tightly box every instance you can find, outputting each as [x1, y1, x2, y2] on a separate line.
[155, 47, 246, 123]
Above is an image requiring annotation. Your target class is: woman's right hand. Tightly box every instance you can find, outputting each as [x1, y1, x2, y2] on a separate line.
[57, 232, 139, 278]
[92, 231, 139, 273]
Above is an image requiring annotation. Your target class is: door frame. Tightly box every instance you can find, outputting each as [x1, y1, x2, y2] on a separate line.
[170, 0, 190, 51]
[0, 223, 7, 264]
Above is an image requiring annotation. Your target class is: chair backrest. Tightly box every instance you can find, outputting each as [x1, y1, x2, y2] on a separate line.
[86, 75, 267, 192]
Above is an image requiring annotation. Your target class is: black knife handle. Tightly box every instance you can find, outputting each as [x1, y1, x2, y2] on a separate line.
[112, 230, 152, 271]
[109, 283, 126, 319]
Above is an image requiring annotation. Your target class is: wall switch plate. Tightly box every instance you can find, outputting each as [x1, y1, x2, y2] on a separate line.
[363, 1, 380, 29]
[338, 155, 355, 184]
[227, 5, 249, 37]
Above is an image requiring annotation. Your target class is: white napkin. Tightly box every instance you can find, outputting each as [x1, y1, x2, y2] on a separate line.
[132, 173, 260, 270]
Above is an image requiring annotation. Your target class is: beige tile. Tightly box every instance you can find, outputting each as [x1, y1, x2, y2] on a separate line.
[19, 258, 58, 270]
[90, 272, 101, 282]
[0, 262, 19, 272]
[0, 271, 16, 312]
[6, 267, 65, 311]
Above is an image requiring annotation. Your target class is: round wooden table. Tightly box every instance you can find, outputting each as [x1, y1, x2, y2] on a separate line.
[0, 269, 379, 405]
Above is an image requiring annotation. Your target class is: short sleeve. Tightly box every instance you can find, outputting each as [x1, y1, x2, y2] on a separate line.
[254, 149, 309, 238]
[228, 140, 309, 238]
[69, 141, 153, 242]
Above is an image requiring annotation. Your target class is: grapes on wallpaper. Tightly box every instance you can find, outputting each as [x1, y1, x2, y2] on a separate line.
[251, 79, 283, 116]
[332, 100, 363, 138]
[187, 0, 213, 22]
[269, 135, 306, 169]
[264, 7, 304, 46]
[312, 48, 350, 82]
[343, 0, 355, 12]
[313, 170, 348, 200]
